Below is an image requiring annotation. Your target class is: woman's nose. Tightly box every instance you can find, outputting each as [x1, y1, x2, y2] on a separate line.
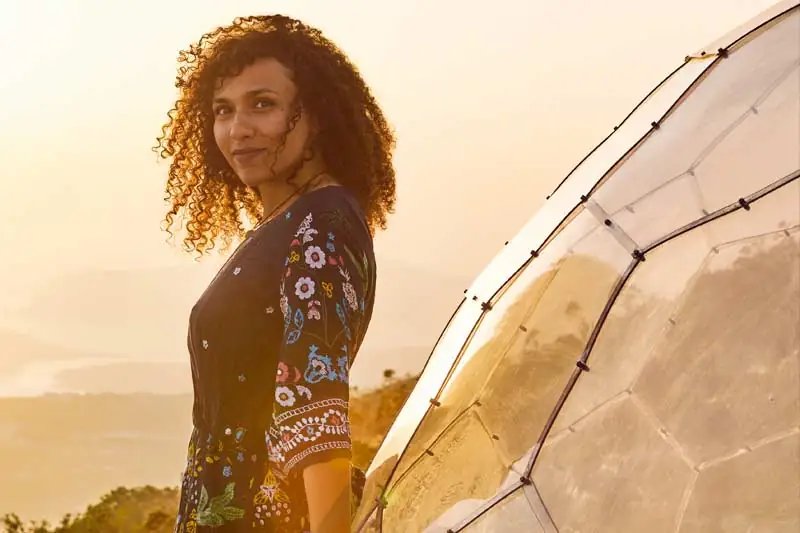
[229, 112, 256, 140]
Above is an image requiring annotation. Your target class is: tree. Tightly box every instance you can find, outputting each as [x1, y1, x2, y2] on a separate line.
[144, 511, 171, 533]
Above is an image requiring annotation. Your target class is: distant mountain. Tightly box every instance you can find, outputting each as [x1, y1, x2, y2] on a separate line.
[0, 328, 101, 375]
[47, 345, 429, 394]
[6, 265, 216, 361]
[52, 360, 192, 395]
[0, 377, 416, 524]
[0, 328, 126, 396]
[6, 261, 470, 388]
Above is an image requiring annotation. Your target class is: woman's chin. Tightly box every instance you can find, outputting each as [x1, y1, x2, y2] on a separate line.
[236, 170, 272, 189]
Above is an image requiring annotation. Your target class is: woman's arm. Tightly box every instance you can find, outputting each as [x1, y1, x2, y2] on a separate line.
[270, 207, 371, 532]
[303, 457, 352, 532]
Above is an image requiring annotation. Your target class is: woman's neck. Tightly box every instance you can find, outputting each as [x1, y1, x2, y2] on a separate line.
[257, 152, 336, 221]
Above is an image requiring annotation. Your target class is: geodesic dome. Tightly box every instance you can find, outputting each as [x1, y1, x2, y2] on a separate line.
[353, 2, 800, 532]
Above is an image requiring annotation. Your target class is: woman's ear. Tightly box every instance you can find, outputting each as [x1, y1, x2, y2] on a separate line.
[308, 119, 321, 143]
[303, 123, 322, 162]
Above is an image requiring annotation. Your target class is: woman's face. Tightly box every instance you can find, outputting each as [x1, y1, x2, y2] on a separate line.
[212, 57, 313, 188]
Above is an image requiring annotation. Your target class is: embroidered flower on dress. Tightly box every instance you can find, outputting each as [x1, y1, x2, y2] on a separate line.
[343, 282, 358, 311]
[275, 362, 289, 383]
[304, 246, 326, 269]
[275, 386, 296, 407]
[302, 228, 318, 244]
[306, 299, 321, 320]
[294, 277, 315, 299]
[279, 295, 289, 319]
[321, 281, 334, 298]
[304, 347, 337, 384]
[294, 213, 312, 237]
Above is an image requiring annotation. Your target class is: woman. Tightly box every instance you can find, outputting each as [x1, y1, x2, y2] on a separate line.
[154, 14, 396, 532]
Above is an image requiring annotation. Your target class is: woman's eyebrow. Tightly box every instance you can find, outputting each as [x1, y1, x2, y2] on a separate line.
[213, 87, 280, 104]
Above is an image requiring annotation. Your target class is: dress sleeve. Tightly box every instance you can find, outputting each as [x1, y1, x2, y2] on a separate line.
[269, 207, 370, 476]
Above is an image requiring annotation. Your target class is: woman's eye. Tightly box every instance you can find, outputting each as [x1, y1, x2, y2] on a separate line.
[213, 106, 230, 116]
[254, 99, 275, 109]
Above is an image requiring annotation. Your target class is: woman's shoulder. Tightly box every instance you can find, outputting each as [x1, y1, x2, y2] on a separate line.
[288, 185, 371, 245]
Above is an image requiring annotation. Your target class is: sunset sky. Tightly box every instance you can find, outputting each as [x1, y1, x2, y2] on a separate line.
[0, 0, 780, 388]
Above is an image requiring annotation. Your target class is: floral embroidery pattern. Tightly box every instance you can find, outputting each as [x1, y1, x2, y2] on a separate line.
[275, 386, 296, 407]
[176, 200, 372, 532]
[196, 483, 245, 526]
[272, 210, 367, 478]
[252, 467, 292, 527]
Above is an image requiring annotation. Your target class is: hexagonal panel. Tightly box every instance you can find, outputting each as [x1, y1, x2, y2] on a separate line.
[475, 223, 631, 463]
[460, 488, 546, 533]
[592, 9, 800, 247]
[354, 456, 397, 531]
[389, 210, 631, 487]
[382, 409, 507, 533]
[550, 233, 709, 435]
[533, 396, 694, 533]
[357, 506, 381, 533]
[552, 179, 800, 436]
[635, 231, 800, 465]
[678, 432, 800, 533]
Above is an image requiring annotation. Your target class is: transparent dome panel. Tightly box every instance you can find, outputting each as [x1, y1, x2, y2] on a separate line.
[385, 209, 594, 481]
[381, 210, 636, 531]
[550, 176, 800, 436]
[418, 467, 553, 532]
[633, 236, 799, 467]
[473, 218, 632, 463]
[678, 433, 800, 533]
[365, 299, 483, 478]
[457, 487, 545, 533]
[353, 472, 384, 532]
[531, 181, 799, 533]
[388, 208, 634, 485]
[355, 505, 381, 533]
[534, 397, 695, 533]
[592, 8, 800, 249]
[382, 409, 508, 533]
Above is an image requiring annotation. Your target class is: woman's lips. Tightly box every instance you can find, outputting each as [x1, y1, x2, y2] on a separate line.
[232, 148, 267, 165]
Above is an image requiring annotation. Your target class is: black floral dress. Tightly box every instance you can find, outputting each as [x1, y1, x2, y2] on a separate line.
[174, 186, 375, 532]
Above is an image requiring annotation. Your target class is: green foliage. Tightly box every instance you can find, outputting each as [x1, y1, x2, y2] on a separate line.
[1, 486, 179, 533]
[350, 372, 419, 470]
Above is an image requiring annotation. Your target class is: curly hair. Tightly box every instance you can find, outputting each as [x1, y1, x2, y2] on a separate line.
[154, 14, 396, 257]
